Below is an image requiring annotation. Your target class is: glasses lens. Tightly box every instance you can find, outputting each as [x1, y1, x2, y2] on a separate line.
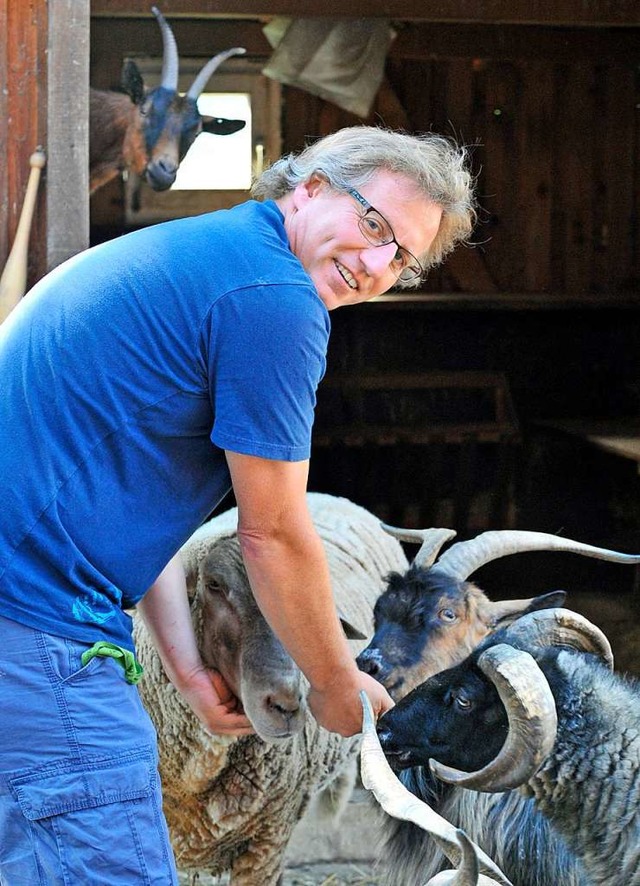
[396, 252, 423, 282]
[358, 210, 393, 247]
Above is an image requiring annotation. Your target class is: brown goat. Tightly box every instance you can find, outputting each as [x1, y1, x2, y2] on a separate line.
[90, 6, 246, 194]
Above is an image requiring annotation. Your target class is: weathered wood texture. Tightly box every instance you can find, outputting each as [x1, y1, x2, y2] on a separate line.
[89, 1, 640, 27]
[282, 25, 640, 300]
[0, 0, 48, 292]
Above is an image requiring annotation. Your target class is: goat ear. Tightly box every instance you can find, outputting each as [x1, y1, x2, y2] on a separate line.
[338, 613, 368, 641]
[121, 59, 145, 105]
[523, 590, 567, 612]
[485, 590, 567, 628]
[201, 116, 246, 136]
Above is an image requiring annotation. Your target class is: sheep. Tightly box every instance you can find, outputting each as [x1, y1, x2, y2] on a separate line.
[90, 6, 246, 194]
[132, 492, 408, 885]
[357, 527, 640, 886]
[376, 608, 640, 886]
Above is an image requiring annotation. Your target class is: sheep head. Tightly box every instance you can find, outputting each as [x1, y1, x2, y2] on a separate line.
[183, 534, 307, 743]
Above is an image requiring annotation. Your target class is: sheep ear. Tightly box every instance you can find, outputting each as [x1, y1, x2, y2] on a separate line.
[338, 613, 367, 640]
[485, 590, 567, 628]
[180, 548, 200, 602]
[121, 59, 145, 105]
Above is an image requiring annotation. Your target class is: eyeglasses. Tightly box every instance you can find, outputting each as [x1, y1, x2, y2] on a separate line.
[346, 187, 424, 283]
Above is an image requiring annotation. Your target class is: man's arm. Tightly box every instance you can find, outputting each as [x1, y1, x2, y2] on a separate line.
[137, 554, 254, 736]
[225, 450, 394, 737]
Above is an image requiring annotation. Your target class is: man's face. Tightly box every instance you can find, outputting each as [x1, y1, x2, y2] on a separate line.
[287, 170, 443, 310]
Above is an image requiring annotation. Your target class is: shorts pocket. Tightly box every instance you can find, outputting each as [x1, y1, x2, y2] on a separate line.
[9, 751, 177, 885]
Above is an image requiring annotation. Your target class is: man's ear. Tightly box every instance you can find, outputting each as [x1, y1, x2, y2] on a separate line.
[292, 174, 327, 210]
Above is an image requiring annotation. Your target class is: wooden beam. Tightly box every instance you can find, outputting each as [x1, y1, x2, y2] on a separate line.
[90, 1, 640, 28]
[47, 0, 90, 271]
[391, 22, 640, 64]
[0, 0, 48, 292]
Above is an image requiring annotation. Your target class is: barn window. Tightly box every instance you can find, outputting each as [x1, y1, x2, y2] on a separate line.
[124, 58, 281, 223]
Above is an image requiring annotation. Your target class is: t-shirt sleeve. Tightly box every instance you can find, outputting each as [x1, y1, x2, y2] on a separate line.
[203, 284, 330, 461]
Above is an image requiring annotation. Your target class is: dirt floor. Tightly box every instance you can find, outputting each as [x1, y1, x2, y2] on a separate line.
[179, 862, 382, 885]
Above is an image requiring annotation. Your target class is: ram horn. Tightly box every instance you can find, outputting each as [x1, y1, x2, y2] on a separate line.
[430, 529, 640, 582]
[487, 607, 613, 669]
[381, 525, 457, 569]
[152, 6, 179, 94]
[429, 644, 557, 792]
[427, 830, 505, 886]
[359, 692, 513, 886]
[187, 47, 247, 101]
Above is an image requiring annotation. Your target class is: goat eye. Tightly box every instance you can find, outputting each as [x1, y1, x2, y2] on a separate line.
[438, 607, 458, 623]
[454, 693, 472, 710]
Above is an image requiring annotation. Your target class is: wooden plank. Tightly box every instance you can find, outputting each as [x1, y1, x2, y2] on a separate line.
[392, 23, 640, 64]
[1, 0, 48, 291]
[89, 0, 640, 28]
[517, 60, 553, 292]
[47, 0, 90, 271]
[90, 18, 271, 88]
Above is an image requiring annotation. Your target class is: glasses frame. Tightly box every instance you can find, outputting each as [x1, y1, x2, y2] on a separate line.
[346, 187, 424, 283]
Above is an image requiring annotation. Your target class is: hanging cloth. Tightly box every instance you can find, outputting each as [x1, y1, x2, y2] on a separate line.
[262, 17, 395, 118]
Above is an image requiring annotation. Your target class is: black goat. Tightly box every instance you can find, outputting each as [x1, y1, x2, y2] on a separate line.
[377, 608, 640, 885]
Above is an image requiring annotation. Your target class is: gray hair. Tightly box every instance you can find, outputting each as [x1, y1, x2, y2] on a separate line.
[252, 126, 477, 285]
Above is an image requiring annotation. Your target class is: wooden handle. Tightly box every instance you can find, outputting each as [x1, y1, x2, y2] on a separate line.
[0, 148, 47, 323]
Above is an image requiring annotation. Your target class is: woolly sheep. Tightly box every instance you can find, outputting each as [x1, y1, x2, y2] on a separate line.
[133, 492, 408, 884]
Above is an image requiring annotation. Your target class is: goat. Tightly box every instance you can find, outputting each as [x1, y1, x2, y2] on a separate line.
[90, 6, 246, 194]
[359, 692, 511, 886]
[357, 527, 640, 886]
[376, 608, 640, 885]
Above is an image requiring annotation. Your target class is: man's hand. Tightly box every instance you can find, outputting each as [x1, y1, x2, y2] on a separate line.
[177, 666, 255, 737]
[308, 669, 394, 737]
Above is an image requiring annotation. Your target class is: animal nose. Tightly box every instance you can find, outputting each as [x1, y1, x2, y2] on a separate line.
[376, 725, 394, 749]
[356, 648, 383, 678]
[146, 157, 178, 190]
[266, 692, 301, 718]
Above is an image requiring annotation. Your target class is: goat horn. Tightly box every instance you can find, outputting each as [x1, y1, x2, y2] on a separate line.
[486, 607, 613, 669]
[186, 47, 247, 101]
[152, 6, 179, 93]
[381, 525, 457, 569]
[430, 529, 640, 582]
[430, 644, 557, 792]
[427, 830, 505, 885]
[359, 692, 513, 886]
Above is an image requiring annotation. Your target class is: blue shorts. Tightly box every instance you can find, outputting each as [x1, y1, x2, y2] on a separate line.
[0, 615, 179, 885]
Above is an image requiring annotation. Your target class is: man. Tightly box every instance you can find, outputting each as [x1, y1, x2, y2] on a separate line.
[0, 126, 475, 882]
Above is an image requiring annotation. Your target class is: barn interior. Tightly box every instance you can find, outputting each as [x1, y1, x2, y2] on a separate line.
[2, 1, 639, 650]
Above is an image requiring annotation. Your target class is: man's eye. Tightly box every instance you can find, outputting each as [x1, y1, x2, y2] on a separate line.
[363, 216, 385, 238]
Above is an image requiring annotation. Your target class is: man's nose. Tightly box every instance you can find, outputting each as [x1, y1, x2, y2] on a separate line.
[360, 241, 397, 277]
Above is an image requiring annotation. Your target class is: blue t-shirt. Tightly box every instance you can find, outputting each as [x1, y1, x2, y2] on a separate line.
[0, 200, 330, 649]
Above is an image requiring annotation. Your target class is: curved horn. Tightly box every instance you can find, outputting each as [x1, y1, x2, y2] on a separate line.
[431, 529, 640, 582]
[152, 6, 179, 93]
[429, 644, 557, 792]
[428, 830, 504, 885]
[381, 525, 457, 569]
[186, 47, 247, 101]
[359, 693, 513, 886]
[488, 607, 613, 669]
